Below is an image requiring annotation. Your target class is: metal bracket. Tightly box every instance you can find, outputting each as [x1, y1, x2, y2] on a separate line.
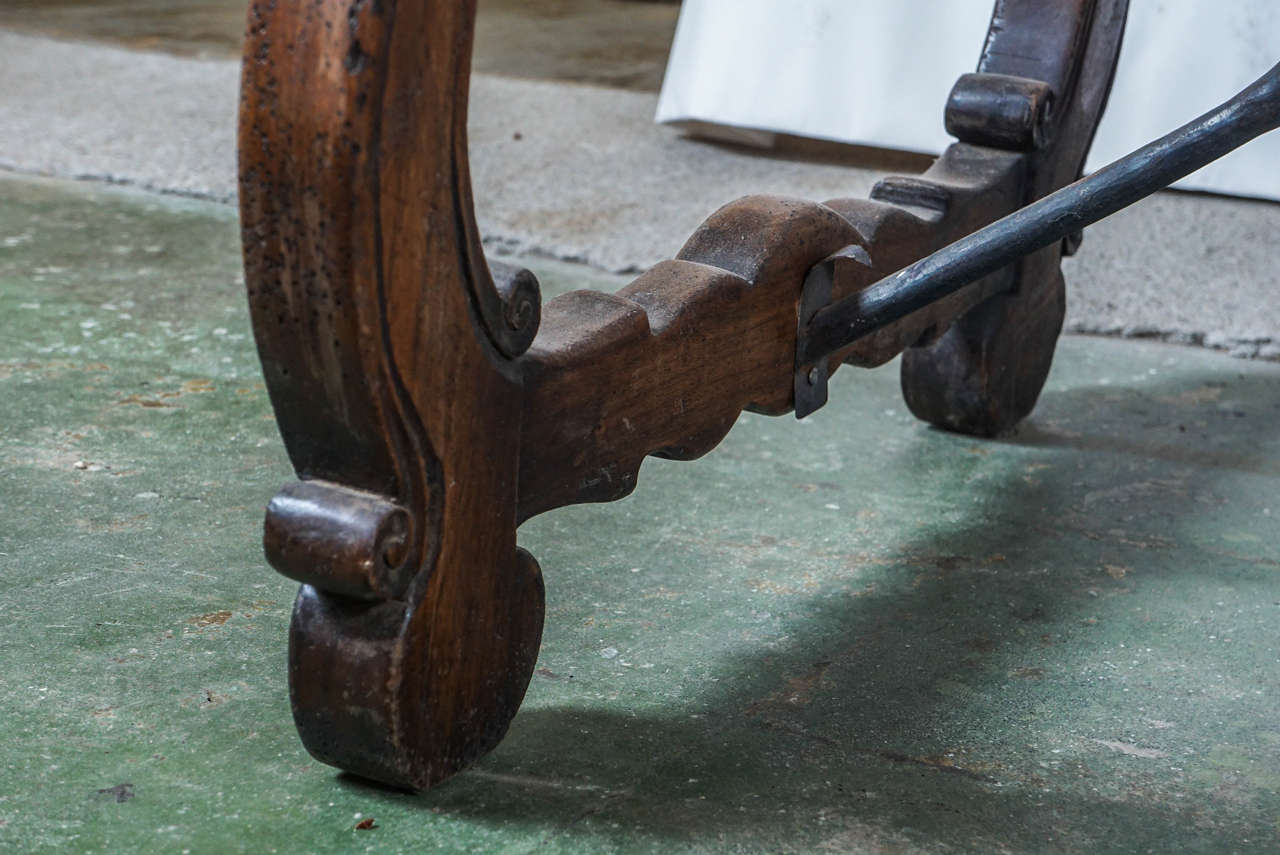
[794, 244, 872, 419]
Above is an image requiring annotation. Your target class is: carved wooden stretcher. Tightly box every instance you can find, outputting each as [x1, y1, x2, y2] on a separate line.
[238, 0, 1280, 789]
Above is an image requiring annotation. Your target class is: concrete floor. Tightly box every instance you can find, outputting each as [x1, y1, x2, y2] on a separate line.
[0, 0, 680, 90]
[2, 172, 1279, 854]
[1, 4, 1279, 852]
[1, 29, 1277, 356]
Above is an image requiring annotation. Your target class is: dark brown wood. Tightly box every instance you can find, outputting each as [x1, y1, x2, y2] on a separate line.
[518, 197, 858, 519]
[239, 0, 1132, 789]
[899, 0, 1130, 436]
[241, 0, 543, 789]
[798, 59, 1280, 380]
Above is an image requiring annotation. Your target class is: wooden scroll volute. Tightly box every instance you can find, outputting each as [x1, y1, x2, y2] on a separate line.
[899, 0, 1129, 436]
[239, 0, 544, 788]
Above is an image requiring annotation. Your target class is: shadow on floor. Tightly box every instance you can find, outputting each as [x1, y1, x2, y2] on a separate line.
[330, 365, 1280, 852]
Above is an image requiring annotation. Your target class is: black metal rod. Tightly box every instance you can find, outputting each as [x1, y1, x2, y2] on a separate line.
[800, 60, 1280, 365]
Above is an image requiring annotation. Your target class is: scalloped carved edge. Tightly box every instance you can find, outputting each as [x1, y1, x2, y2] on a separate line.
[240, 0, 1129, 792]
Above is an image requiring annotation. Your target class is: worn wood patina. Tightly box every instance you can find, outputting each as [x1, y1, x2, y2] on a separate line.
[238, 0, 1280, 789]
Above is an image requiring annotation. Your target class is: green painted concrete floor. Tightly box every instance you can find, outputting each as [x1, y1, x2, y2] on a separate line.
[1, 172, 1278, 853]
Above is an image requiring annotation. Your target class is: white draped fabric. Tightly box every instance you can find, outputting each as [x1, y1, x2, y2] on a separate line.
[656, 0, 1280, 200]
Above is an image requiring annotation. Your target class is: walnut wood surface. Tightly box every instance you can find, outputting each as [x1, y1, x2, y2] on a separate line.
[239, 0, 1128, 789]
[900, 0, 1130, 436]
[241, 0, 543, 788]
[518, 197, 857, 520]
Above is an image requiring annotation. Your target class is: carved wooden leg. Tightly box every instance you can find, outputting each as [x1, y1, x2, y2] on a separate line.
[234, 0, 1280, 791]
[240, 0, 543, 788]
[899, 0, 1130, 436]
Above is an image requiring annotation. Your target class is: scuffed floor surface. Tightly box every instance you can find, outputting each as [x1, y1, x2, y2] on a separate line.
[0, 0, 680, 91]
[1, 173, 1278, 853]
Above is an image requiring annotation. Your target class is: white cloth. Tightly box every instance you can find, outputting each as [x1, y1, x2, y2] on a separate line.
[656, 0, 1280, 200]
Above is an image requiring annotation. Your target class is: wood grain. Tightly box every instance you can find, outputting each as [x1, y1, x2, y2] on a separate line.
[239, 0, 1128, 789]
[241, 0, 543, 789]
[900, 0, 1130, 436]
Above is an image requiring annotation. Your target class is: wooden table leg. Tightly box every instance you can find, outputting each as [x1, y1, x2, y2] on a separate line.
[239, 0, 1130, 789]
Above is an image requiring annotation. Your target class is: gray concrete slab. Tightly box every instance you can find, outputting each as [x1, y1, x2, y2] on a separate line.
[0, 0, 680, 91]
[3, 170, 1280, 855]
[1, 31, 1277, 357]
